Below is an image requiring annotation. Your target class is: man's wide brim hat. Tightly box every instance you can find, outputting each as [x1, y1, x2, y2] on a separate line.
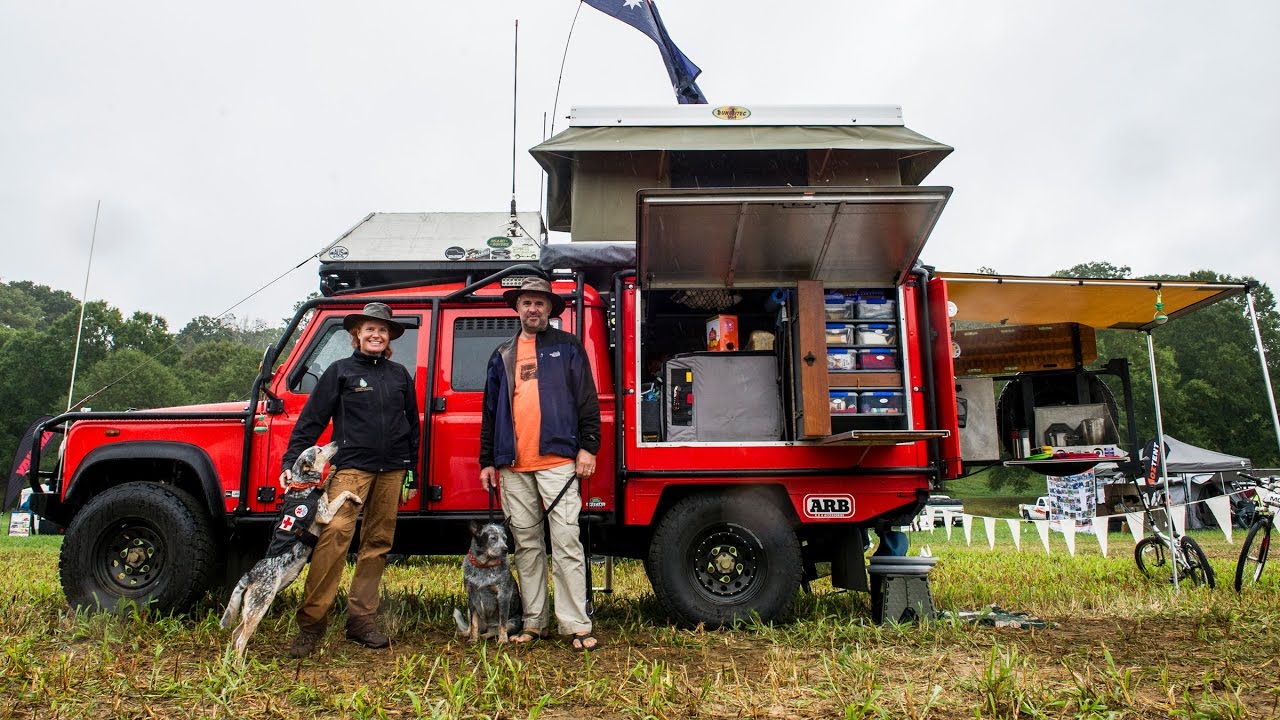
[343, 302, 405, 339]
[502, 277, 565, 318]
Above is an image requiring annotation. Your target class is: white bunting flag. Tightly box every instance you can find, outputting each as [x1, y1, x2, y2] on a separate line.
[1061, 517, 1077, 556]
[1171, 504, 1187, 536]
[962, 513, 974, 545]
[984, 516, 997, 550]
[1206, 495, 1233, 544]
[1006, 519, 1021, 550]
[1093, 520, 1109, 556]
[1034, 519, 1051, 554]
[942, 510, 953, 540]
[1125, 512, 1144, 545]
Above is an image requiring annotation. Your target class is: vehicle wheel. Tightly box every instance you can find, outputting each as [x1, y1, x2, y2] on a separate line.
[1134, 536, 1167, 579]
[647, 491, 802, 629]
[1180, 536, 1215, 588]
[60, 483, 218, 613]
[1020, 510, 1031, 521]
[1234, 519, 1272, 592]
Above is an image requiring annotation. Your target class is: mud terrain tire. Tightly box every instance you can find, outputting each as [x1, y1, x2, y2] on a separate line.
[648, 491, 802, 629]
[60, 482, 217, 613]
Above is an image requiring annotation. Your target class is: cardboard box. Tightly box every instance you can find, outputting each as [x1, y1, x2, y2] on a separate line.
[706, 315, 739, 351]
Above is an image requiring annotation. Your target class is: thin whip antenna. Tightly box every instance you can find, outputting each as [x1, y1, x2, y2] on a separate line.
[549, 2, 586, 139]
[66, 200, 101, 412]
[510, 19, 519, 217]
[538, 111, 547, 235]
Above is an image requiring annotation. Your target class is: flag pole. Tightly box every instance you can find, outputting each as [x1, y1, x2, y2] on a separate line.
[1244, 290, 1280, 455]
[66, 200, 101, 412]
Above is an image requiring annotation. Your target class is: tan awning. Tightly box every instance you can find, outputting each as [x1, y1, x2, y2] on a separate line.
[937, 272, 1249, 331]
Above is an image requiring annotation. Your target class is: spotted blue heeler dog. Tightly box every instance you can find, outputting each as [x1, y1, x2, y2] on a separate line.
[452, 520, 523, 643]
[220, 442, 362, 659]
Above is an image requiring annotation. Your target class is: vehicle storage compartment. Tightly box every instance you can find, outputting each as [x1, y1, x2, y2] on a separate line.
[663, 351, 783, 442]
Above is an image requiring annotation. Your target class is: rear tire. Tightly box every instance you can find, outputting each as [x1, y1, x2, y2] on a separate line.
[1234, 518, 1272, 592]
[60, 483, 218, 613]
[648, 491, 802, 629]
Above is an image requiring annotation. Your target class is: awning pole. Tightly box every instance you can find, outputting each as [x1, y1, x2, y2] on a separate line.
[1146, 331, 1178, 593]
[1244, 291, 1280, 456]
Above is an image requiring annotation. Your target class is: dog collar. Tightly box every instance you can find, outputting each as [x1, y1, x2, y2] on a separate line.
[466, 551, 502, 569]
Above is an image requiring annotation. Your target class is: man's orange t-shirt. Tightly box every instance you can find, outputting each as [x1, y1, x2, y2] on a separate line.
[510, 335, 570, 472]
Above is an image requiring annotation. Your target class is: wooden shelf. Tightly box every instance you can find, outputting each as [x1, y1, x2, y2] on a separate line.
[828, 371, 902, 389]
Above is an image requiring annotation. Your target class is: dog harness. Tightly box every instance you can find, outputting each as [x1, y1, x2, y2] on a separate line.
[265, 488, 324, 557]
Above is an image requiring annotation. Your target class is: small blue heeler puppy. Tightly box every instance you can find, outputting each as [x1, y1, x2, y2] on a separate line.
[220, 442, 362, 659]
[453, 520, 523, 643]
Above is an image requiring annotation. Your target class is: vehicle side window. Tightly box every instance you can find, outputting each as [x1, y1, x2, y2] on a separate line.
[289, 317, 419, 393]
[451, 318, 521, 391]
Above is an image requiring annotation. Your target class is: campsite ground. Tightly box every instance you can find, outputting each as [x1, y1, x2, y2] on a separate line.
[3, 521, 1278, 719]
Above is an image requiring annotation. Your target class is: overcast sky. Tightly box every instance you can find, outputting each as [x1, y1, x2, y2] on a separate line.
[3, 1, 1278, 330]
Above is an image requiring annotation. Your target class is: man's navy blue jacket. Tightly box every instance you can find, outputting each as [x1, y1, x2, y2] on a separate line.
[479, 326, 601, 469]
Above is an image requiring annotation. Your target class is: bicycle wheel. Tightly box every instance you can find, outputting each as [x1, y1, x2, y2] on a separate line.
[1179, 536, 1215, 588]
[1134, 536, 1167, 578]
[1234, 518, 1272, 592]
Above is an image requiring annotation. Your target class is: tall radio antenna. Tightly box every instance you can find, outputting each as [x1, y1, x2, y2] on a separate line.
[67, 200, 101, 412]
[509, 19, 519, 219]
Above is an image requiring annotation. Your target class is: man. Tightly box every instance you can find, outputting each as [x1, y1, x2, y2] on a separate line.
[280, 302, 419, 658]
[479, 277, 602, 651]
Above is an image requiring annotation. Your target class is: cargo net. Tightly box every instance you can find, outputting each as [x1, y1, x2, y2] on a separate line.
[670, 288, 742, 311]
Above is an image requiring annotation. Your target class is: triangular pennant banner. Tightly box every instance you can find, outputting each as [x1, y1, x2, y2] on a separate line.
[983, 516, 997, 550]
[1061, 517, 1077, 556]
[961, 513, 974, 545]
[1171, 504, 1187, 536]
[942, 510, 953, 540]
[1206, 494, 1233, 544]
[1006, 519, 1021, 550]
[1125, 512, 1144, 545]
[1034, 519, 1051, 554]
[1093, 520, 1109, 556]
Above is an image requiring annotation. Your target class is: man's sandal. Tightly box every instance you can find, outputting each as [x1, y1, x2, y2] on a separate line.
[570, 633, 599, 652]
[511, 629, 542, 644]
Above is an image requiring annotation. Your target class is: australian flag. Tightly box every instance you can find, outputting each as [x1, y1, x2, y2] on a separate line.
[583, 0, 707, 104]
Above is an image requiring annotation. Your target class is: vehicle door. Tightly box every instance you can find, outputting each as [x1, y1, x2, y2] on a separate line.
[260, 308, 426, 513]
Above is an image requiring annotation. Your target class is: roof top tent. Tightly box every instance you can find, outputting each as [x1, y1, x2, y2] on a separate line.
[533, 104, 959, 447]
[317, 211, 545, 295]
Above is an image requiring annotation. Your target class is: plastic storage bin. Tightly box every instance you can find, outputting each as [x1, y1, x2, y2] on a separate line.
[825, 297, 854, 321]
[854, 296, 897, 320]
[829, 391, 859, 414]
[857, 348, 898, 370]
[859, 391, 904, 414]
[825, 323, 854, 345]
[856, 323, 897, 346]
[827, 348, 856, 370]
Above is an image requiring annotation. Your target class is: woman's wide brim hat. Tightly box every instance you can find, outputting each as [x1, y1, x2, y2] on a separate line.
[502, 277, 565, 318]
[343, 302, 405, 339]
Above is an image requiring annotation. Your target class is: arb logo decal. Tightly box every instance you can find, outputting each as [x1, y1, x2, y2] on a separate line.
[712, 105, 751, 121]
[804, 494, 854, 518]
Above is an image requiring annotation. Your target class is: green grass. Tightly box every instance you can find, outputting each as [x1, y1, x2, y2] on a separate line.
[3, 527, 1279, 718]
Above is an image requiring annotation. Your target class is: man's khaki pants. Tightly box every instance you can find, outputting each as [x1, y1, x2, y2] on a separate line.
[500, 462, 591, 635]
[296, 468, 403, 633]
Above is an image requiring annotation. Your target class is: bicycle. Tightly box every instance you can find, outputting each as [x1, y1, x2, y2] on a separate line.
[1129, 475, 1216, 588]
[1233, 472, 1279, 592]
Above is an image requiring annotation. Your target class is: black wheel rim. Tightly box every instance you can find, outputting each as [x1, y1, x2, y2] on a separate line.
[94, 520, 165, 595]
[689, 523, 764, 604]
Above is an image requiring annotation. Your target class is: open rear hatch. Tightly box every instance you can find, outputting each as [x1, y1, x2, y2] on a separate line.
[637, 186, 954, 445]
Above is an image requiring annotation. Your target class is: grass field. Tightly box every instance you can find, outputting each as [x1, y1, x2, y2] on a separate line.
[3, 520, 1279, 719]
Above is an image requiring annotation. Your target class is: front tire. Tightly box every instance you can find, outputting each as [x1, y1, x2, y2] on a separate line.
[1234, 518, 1272, 592]
[1180, 536, 1215, 588]
[1134, 536, 1167, 579]
[648, 492, 802, 629]
[60, 483, 218, 613]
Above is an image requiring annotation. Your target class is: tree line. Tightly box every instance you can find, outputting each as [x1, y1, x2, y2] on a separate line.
[0, 280, 286, 471]
[2, 265, 1279, 489]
